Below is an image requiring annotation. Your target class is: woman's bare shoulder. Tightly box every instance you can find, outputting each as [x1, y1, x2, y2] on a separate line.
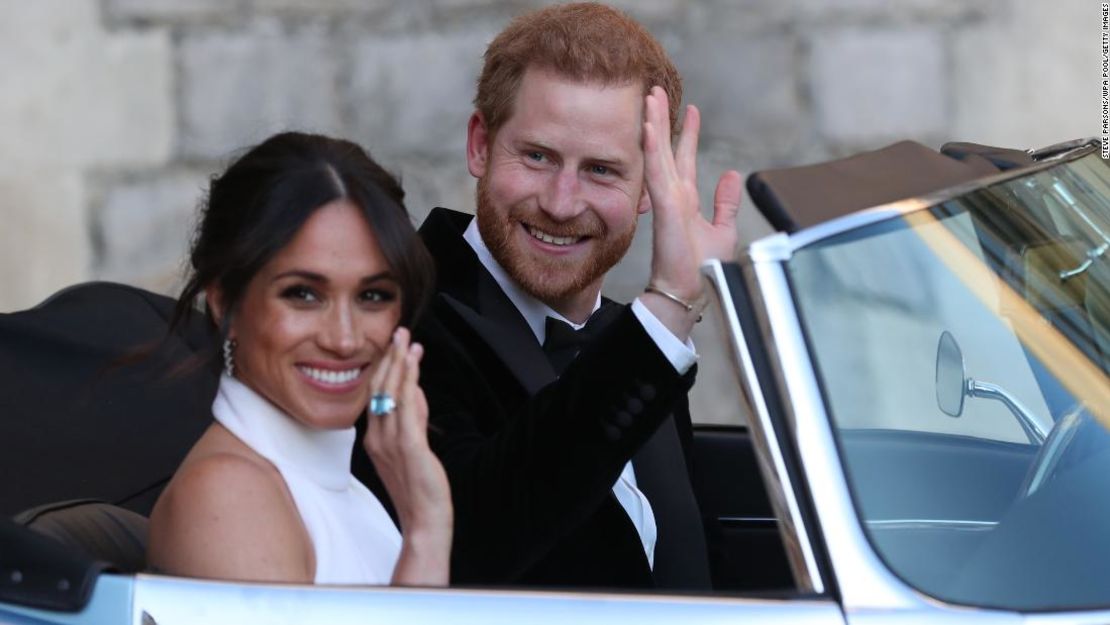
[148, 426, 313, 583]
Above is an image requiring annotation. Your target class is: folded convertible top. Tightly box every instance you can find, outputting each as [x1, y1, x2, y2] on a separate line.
[0, 283, 217, 516]
[746, 140, 1035, 233]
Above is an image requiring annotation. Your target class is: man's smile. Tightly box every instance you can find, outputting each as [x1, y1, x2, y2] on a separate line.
[525, 224, 585, 247]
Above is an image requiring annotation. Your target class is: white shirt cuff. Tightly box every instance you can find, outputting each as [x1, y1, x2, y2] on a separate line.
[630, 297, 697, 374]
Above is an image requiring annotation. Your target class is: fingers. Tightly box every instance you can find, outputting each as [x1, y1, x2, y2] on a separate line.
[394, 341, 426, 445]
[368, 330, 396, 397]
[643, 86, 673, 156]
[364, 327, 406, 453]
[713, 170, 743, 229]
[364, 330, 398, 455]
[642, 120, 661, 197]
[400, 343, 425, 426]
[379, 329, 411, 442]
[674, 104, 700, 182]
[644, 89, 699, 184]
[642, 87, 674, 197]
[380, 328, 408, 398]
[365, 328, 430, 452]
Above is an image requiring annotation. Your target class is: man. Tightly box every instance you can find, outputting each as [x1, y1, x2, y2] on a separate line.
[358, 3, 740, 589]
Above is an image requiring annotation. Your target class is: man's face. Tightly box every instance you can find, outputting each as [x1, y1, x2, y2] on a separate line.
[467, 67, 647, 310]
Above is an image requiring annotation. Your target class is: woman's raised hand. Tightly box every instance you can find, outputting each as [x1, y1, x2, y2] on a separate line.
[364, 327, 452, 586]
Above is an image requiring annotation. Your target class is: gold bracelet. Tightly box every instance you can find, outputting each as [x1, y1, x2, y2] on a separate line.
[644, 285, 703, 322]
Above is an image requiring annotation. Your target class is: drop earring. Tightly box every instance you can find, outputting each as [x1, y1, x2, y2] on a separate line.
[223, 338, 238, 377]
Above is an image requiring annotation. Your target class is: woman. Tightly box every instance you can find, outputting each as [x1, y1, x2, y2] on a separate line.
[147, 132, 451, 586]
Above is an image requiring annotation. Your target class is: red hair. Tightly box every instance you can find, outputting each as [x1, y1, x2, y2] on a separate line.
[475, 2, 683, 137]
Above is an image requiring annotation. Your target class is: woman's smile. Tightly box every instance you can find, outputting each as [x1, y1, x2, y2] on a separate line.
[296, 362, 370, 393]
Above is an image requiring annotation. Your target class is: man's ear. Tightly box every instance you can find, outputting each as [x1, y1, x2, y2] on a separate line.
[637, 186, 652, 215]
[205, 285, 230, 334]
[466, 111, 491, 179]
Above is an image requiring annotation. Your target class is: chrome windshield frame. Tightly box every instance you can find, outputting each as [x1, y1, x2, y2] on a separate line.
[739, 252, 928, 610]
[727, 141, 1103, 614]
[701, 260, 825, 594]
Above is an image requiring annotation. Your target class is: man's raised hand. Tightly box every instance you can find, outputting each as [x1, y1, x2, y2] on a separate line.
[641, 86, 741, 338]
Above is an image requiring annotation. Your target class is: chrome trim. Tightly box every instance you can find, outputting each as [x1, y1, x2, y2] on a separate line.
[131, 574, 844, 625]
[747, 233, 795, 264]
[865, 519, 997, 531]
[746, 142, 1101, 259]
[745, 256, 926, 609]
[847, 608, 1023, 624]
[1029, 137, 1100, 160]
[702, 259, 825, 594]
[1057, 241, 1109, 281]
[966, 379, 1048, 444]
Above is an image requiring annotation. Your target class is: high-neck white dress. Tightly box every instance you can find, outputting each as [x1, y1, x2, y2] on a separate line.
[211, 374, 402, 584]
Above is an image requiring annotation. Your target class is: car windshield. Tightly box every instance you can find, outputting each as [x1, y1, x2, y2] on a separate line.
[786, 148, 1110, 611]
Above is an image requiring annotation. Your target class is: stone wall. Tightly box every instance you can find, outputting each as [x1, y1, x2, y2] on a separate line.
[0, 0, 1096, 423]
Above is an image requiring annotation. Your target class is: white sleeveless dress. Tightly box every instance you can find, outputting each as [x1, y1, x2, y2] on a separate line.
[211, 374, 402, 584]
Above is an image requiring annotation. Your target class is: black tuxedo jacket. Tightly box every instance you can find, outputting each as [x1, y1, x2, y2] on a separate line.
[355, 208, 710, 589]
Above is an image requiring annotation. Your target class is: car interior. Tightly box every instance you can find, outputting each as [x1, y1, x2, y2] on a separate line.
[0, 279, 799, 607]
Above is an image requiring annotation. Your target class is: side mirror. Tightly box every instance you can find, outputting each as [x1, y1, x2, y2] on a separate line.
[935, 331, 966, 417]
[934, 330, 1048, 443]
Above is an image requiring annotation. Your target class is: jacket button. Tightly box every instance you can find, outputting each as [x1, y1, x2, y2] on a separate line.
[625, 396, 644, 415]
[613, 410, 633, 427]
[638, 384, 656, 401]
[603, 424, 622, 441]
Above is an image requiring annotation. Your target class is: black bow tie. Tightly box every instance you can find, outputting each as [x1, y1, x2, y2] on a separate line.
[542, 306, 616, 376]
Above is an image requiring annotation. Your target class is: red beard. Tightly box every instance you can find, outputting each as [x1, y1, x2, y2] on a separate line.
[474, 174, 636, 305]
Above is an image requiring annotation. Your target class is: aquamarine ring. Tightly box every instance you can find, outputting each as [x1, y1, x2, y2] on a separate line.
[369, 392, 396, 416]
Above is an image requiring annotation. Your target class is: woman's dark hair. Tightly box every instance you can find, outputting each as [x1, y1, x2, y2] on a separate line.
[170, 131, 435, 368]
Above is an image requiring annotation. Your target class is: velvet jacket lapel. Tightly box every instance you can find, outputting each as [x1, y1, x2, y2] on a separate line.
[419, 208, 554, 396]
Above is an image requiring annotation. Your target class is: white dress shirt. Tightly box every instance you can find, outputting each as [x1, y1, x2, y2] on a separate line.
[462, 220, 697, 569]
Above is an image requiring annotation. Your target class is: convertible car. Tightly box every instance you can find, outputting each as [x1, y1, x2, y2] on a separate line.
[2, 138, 1108, 623]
